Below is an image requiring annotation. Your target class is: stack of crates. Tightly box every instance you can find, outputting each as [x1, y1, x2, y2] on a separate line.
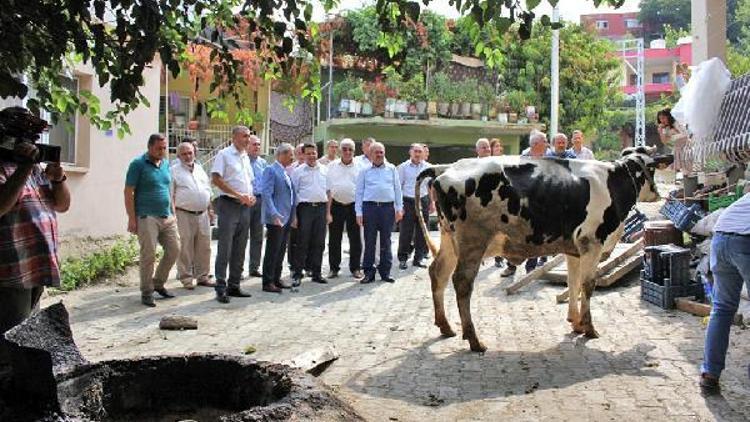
[640, 244, 703, 309]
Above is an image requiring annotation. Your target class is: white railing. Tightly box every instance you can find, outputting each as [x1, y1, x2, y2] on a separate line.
[167, 125, 234, 154]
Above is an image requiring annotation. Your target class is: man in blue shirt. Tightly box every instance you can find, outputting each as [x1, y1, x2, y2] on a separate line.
[355, 142, 403, 284]
[397, 143, 432, 269]
[546, 133, 577, 159]
[124, 133, 181, 307]
[247, 135, 268, 278]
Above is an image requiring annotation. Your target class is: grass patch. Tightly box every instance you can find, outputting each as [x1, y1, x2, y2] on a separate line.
[57, 236, 140, 291]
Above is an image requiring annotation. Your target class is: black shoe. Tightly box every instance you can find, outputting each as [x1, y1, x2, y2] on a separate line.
[381, 277, 396, 283]
[248, 270, 262, 278]
[292, 277, 302, 287]
[154, 288, 175, 298]
[361, 274, 375, 284]
[399, 261, 408, 270]
[141, 295, 156, 307]
[327, 270, 339, 279]
[262, 284, 282, 294]
[227, 288, 252, 298]
[413, 261, 427, 268]
[311, 276, 328, 284]
[699, 373, 720, 395]
[216, 292, 231, 304]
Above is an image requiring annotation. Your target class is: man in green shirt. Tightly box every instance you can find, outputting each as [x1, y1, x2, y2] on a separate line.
[124, 133, 180, 307]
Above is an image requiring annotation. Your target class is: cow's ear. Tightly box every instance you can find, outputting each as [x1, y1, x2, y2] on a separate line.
[621, 146, 657, 157]
[647, 154, 674, 170]
[620, 147, 636, 157]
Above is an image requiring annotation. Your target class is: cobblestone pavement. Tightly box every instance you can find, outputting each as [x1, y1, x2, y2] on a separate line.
[43, 230, 750, 422]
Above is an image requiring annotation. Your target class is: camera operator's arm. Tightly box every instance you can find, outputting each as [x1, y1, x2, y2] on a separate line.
[0, 143, 37, 217]
[45, 163, 70, 212]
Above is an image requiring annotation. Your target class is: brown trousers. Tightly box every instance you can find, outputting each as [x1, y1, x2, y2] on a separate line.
[137, 216, 180, 296]
[175, 209, 211, 285]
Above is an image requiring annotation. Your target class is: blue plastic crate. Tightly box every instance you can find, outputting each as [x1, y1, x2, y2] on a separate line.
[640, 277, 704, 309]
[642, 244, 691, 285]
[660, 200, 704, 232]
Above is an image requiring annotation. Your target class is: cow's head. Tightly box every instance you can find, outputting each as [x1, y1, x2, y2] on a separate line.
[619, 146, 673, 202]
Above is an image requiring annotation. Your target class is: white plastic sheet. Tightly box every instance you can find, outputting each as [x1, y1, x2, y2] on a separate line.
[672, 58, 731, 141]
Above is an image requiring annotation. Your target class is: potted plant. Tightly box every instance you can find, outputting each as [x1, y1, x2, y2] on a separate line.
[457, 79, 476, 118]
[448, 83, 460, 118]
[469, 82, 483, 120]
[431, 72, 451, 117]
[348, 82, 364, 116]
[398, 74, 423, 116]
[506, 90, 525, 124]
[333, 75, 359, 118]
[383, 68, 402, 118]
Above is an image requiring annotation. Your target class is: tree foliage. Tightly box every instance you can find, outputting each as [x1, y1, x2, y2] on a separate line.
[638, 0, 691, 39]
[499, 23, 623, 136]
[2, 0, 626, 133]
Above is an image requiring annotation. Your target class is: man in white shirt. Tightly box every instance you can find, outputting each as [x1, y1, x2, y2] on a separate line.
[397, 143, 432, 269]
[325, 138, 363, 279]
[210, 126, 256, 303]
[570, 130, 595, 160]
[172, 142, 214, 290]
[318, 139, 339, 166]
[291, 143, 329, 285]
[354, 137, 375, 170]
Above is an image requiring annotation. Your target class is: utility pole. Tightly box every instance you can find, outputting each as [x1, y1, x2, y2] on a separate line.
[550, 5, 560, 138]
[327, 18, 334, 120]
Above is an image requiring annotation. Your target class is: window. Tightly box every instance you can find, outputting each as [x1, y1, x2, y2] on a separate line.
[596, 20, 609, 29]
[629, 74, 638, 86]
[652, 72, 670, 84]
[41, 76, 78, 164]
[625, 19, 640, 29]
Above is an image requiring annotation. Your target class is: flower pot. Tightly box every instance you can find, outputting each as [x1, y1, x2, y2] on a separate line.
[339, 99, 350, 113]
[471, 103, 482, 119]
[416, 101, 427, 115]
[385, 98, 397, 118]
[508, 112, 518, 123]
[187, 120, 199, 130]
[395, 100, 409, 115]
[460, 102, 471, 118]
[488, 105, 498, 119]
[497, 113, 508, 124]
[348, 100, 361, 115]
[361, 102, 373, 116]
[450, 102, 460, 117]
[438, 102, 450, 117]
[427, 101, 438, 117]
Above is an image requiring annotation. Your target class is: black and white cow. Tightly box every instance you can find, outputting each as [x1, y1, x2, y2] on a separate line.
[414, 146, 672, 352]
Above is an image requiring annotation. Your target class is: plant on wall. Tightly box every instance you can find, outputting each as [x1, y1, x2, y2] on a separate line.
[428, 72, 451, 102]
[399, 74, 426, 102]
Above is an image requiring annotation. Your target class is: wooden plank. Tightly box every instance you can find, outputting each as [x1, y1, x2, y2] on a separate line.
[505, 254, 566, 295]
[675, 298, 711, 317]
[546, 240, 644, 284]
[555, 253, 643, 304]
[283, 345, 340, 376]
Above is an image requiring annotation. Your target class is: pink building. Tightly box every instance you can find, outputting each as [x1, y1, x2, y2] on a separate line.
[580, 12, 644, 41]
[621, 41, 692, 100]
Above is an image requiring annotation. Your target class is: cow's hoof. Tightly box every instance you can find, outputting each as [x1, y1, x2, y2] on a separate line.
[470, 342, 487, 353]
[439, 326, 457, 338]
[583, 328, 599, 339]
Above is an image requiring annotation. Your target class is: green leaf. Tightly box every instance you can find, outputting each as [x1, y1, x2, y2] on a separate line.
[526, 0, 541, 10]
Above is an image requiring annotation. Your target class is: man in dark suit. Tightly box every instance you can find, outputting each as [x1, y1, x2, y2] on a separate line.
[261, 143, 296, 293]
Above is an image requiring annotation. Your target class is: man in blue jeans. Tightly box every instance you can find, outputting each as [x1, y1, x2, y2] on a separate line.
[700, 192, 750, 394]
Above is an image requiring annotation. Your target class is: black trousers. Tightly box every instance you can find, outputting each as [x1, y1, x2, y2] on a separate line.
[262, 224, 290, 287]
[398, 196, 430, 263]
[293, 203, 327, 277]
[328, 201, 362, 273]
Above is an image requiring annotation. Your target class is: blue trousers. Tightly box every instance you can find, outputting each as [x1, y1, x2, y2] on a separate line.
[362, 202, 396, 279]
[702, 232, 750, 378]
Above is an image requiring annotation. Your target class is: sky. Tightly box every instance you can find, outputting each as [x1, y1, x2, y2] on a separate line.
[313, 0, 642, 23]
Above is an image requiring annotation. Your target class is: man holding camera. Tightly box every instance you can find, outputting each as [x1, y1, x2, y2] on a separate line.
[0, 136, 70, 366]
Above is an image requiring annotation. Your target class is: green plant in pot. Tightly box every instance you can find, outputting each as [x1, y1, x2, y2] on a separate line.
[458, 79, 478, 118]
[400, 74, 424, 116]
[430, 72, 451, 117]
[333, 75, 360, 117]
[348, 83, 365, 115]
[506, 90, 526, 124]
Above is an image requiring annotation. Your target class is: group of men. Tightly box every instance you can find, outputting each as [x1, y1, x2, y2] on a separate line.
[124, 127, 437, 306]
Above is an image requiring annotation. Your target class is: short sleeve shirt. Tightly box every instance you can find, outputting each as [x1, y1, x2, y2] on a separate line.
[125, 154, 173, 217]
[0, 161, 61, 289]
[211, 145, 254, 197]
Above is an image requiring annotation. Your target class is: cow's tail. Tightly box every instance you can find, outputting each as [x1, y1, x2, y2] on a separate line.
[415, 165, 449, 257]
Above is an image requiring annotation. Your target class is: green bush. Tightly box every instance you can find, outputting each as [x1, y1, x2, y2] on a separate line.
[58, 237, 140, 291]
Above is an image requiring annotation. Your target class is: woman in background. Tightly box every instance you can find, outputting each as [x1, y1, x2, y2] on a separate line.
[657, 108, 691, 178]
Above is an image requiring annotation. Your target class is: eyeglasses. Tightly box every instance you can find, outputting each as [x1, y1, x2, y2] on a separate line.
[341, 147, 353, 151]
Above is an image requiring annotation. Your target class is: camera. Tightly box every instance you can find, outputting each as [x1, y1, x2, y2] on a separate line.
[0, 106, 59, 163]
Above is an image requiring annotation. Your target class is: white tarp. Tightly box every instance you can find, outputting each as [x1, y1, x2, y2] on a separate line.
[672, 58, 731, 141]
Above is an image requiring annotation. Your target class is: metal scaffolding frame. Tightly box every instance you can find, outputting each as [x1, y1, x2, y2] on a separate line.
[618, 38, 645, 147]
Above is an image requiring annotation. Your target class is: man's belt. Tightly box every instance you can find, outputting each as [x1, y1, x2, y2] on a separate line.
[332, 199, 354, 206]
[298, 201, 326, 207]
[716, 231, 750, 238]
[176, 207, 205, 215]
[364, 201, 394, 206]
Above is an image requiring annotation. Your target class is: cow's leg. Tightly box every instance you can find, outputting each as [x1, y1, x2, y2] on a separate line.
[565, 255, 583, 334]
[452, 241, 486, 352]
[576, 248, 603, 338]
[430, 232, 458, 337]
